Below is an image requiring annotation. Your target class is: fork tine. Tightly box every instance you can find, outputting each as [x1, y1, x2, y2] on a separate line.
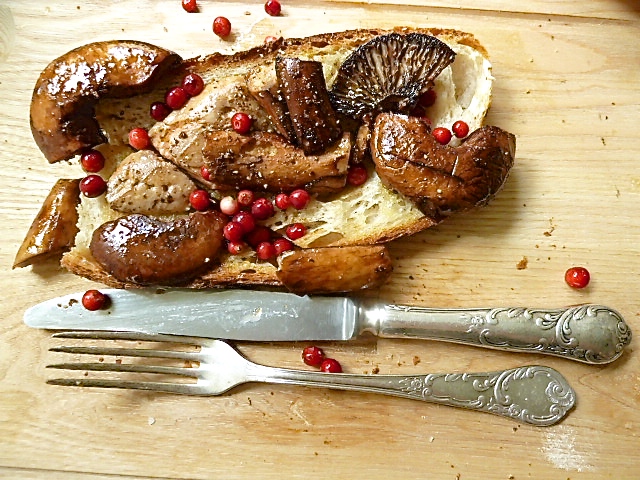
[52, 330, 209, 345]
[46, 378, 207, 395]
[47, 362, 199, 377]
[49, 345, 202, 361]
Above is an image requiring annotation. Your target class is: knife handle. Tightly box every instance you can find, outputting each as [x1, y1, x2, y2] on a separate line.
[359, 303, 631, 364]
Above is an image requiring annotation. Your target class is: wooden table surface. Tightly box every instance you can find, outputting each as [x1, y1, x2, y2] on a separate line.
[1, 1, 638, 478]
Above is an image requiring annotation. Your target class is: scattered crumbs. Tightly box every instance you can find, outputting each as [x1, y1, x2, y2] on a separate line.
[98, 357, 104, 363]
[323, 439, 330, 445]
[68, 298, 78, 306]
[247, 397, 252, 406]
[529, 58, 534, 63]
[508, 476, 515, 479]
[77, 5, 80, 9]
[314, 452, 318, 456]
[84, 371, 88, 377]
[164, 27, 168, 33]
[244, 11, 251, 15]
[429, 436, 434, 443]
[544, 218, 556, 236]
[371, 366, 380, 374]
[412, 356, 421, 366]
[115, 358, 122, 364]
[409, 275, 414, 280]
[513, 425, 519, 432]
[525, 89, 531, 94]
[601, 137, 606, 146]
[456, 474, 461, 480]
[516, 256, 528, 270]
[148, 417, 155, 425]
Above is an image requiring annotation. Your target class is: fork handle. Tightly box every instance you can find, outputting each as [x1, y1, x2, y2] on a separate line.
[246, 364, 575, 426]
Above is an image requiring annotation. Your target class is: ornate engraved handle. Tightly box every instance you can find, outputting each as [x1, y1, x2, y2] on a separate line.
[249, 364, 575, 426]
[359, 303, 632, 364]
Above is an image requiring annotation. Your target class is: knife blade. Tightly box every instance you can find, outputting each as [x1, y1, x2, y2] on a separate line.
[24, 288, 631, 364]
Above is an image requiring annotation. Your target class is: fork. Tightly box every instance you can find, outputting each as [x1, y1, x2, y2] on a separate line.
[47, 331, 576, 427]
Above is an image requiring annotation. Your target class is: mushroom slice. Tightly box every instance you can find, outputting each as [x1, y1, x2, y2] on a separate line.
[276, 57, 342, 154]
[30, 41, 181, 163]
[370, 113, 515, 215]
[13, 179, 80, 268]
[276, 245, 392, 294]
[330, 33, 456, 119]
[106, 150, 196, 215]
[203, 131, 351, 193]
[90, 211, 226, 285]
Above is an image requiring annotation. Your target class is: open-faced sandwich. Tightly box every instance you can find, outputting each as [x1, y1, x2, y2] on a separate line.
[14, 27, 516, 294]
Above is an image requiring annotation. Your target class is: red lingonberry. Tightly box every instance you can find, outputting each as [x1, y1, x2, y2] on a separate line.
[245, 226, 272, 248]
[80, 149, 105, 173]
[302, 346, 325, 367]
[264, 0, 282, 16]
[565, 266, 590, 289]
[223, 221, 245, 242]
[286, 223, 306, 240]
[418, 88, 437, 108]
[231, 112, 252, 134]
[452, 120, 470, 139]
[320, 358, 342, 373]
[200, 165, 212, 181]
[81, 289, 109, 311]
[432, 127, 452, 145]
[232, 211, 256, 234]
[150, 101, 172, 121]
[288, 189, 310, 210]
[237, 189, 254, 207]
[189, 189, 211, 211]
[182, 0, 198, 13]
[79, 175, 107, 198]
[128, 127, 150, 150]
[251, 197, 275, 220]
[275, 193, 290, 210]
[227, 241, 246, 255]
[273, 237, 294, 255]
[181, 73, 205, 97]
[256, 241, 277, 260]
[219, 196, 240, 216]
[347, 165, 368, 186]
[213, 16, 232, 38]
[165, 86, 189, 110]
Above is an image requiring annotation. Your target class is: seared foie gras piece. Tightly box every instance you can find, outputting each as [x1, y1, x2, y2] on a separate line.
[202, 131, 351, 193]
[106, 150, 196, 214]
[90, 211, 226, 285]
[371, 113, 515, 215]
[275, 57, 342, 154]
[14, 179, 81, 268]
[30, 41, 181, 163]
[276, 245, 392, 294]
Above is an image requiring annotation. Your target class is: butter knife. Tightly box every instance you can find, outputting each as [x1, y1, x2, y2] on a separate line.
[24, 289, 631, 364]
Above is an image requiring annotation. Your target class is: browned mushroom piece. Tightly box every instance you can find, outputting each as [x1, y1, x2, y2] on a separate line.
[276, 245, 393, 294]
[89, 211, 226, 285]
[13, 179, 81, 268]
[275, 57, 342, 154]
[330, 33, 456, 119]
[30, 41, 181, 163]
[370, 113, 515, 216]
[202, 130, 351, 193]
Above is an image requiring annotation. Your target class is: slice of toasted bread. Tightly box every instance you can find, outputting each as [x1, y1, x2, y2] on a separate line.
[36, 27, 498, 291]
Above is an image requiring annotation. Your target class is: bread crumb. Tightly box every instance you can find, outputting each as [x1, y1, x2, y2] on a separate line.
[148, 417, 155, 425]
[516, 257, 528, 270]
[412, 355, 421, 366]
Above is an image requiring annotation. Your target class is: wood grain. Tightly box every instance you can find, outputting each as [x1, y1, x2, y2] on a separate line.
[0, 1, 638, 479]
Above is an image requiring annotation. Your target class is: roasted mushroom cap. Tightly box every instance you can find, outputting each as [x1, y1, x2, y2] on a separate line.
[330, 33, 456, 119]
[30, 40, 181, 163]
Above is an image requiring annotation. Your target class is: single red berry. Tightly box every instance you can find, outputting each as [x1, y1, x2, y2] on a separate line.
[432, 127, 452, 145]
[452, 120, 470, 138]
[80, 149, 105, 173]
[273, 237, 294, 255]
[232, 211, 256, 234]
[302, 346, 325, 367]
[82, 289, 109, 311]
[80, 175, 107, 198]
[237, 189, 254, 207]
[219, 196, 240, 216]
[346, 165, 368, 186]
[189, 189, 211, 211]
[165, 86, 189, 110]
[231, 112, 253, 134]
[245, 226, 272, 248]
[213, 16, 232, 38]
[223, 221, 245, 242]
[275, 193, 290, 210]
[256, 241, 277, 260]
[227, 241, 246, 255]
[251, 197, 275, 220]
[150, 101, 172, 121]
[565, 266, 590, 289]
[200, 165, 212, 181]
[128, 127, 150, 150]
[418, 88, 437, 108]
[320, 358, 342, 373]
[286, 223, 306, 240]
[182, 0, 198, 13]
[289, 189, 310, 210]
[264, 0, 282, 16]
[182, 73, 205, 97]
